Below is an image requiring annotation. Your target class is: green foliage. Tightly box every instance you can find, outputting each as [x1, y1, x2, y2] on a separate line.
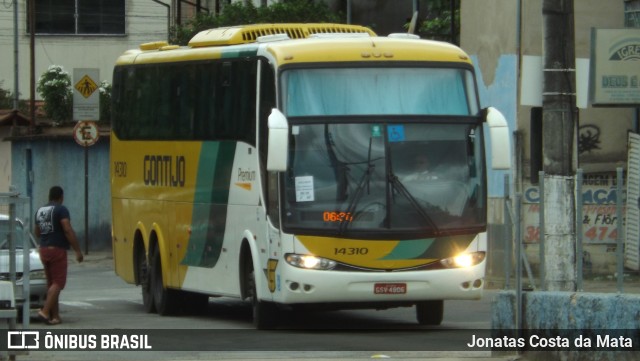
[259, 0, 340, 23]
[99, 80, 112, 124]
[36, 65, 73, 123]
[217, 2, 261, 25]
[0, 81, 13, 109]
[1, 81, 37, 116]
[170, 0, 341, 45]
[415, 0, 460, 44]
[170, 13, 220, 45]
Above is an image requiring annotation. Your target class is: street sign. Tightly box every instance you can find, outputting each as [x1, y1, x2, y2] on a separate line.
[73, 120, 100, 255]
[73, 121, 99, 147]
[75, 75, 98, 99]
[590, 28, 640, 106]
[73, 68, 100, 121]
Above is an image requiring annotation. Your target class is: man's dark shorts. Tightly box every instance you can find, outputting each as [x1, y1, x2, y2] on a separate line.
[39, 247, 68, 289]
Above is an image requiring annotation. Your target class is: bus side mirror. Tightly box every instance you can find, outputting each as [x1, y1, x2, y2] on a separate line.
[485, 107, 512, 170]
[267, 109, 289, 172]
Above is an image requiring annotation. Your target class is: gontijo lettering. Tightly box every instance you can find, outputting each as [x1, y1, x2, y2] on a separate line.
[143, 155, 186, 187]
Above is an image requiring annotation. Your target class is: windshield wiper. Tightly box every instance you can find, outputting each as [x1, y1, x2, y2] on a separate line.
[339, 138, 375, 235]
[325, 125, 349, 201]
[387, 172, 440, 234]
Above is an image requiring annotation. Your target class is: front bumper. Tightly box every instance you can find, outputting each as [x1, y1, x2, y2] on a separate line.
[271, 260, 485, 306]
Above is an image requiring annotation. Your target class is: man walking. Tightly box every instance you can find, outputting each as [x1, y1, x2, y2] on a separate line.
[34, 186, 84, 325]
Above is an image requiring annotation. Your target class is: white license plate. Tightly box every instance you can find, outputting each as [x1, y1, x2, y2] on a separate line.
[374, 283, 407, 295]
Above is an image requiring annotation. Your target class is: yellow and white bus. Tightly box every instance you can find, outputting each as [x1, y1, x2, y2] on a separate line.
[110, 23, 511, 329]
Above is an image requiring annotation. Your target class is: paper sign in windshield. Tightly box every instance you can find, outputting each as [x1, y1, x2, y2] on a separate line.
[295, 176, 315, 202]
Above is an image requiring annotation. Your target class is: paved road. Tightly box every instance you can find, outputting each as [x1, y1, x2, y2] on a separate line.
[11, 252, 515, 361]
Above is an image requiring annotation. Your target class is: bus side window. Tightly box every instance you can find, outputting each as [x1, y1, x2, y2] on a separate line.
[215, 60, 257, 145]
[139, 65, 161, 139]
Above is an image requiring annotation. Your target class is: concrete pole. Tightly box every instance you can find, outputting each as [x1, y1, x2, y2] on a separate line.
[29, 0, 36, 127]
[13, 0, 18, 113]
[541, 0, 577, 291]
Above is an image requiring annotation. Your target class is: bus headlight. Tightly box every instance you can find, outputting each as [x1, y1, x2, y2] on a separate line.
[285, 254, 337, 270]
[440, 251, 485, 268]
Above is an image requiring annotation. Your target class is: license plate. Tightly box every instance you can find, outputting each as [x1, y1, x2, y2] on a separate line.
[374, 283, 407, 295]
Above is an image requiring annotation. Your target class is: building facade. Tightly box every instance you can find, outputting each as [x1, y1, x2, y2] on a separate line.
[0, 1, 168, 248]
[460, 0, 638, 276]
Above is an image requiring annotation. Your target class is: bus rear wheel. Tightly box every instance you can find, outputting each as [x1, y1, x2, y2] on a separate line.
[247, 266, 278, 330]
[150, 246, 178, 315]
[136, 248, 154, 313]
[416, 300, 444, 325]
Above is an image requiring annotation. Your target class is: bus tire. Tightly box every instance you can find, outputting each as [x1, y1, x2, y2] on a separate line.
[150, 246, 177, 315]
[247, 267, 278, 330]
[136, 247, 155, 313]
[416, 300, 444, 326]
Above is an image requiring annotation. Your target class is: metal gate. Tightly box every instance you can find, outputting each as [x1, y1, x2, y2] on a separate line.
[625, 132, 640, 271]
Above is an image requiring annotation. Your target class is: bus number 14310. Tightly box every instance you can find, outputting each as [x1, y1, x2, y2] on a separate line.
[334, 247, 369, 255]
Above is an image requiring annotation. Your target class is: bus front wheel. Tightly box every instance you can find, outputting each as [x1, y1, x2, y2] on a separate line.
[416, 300, 444, 325]
[247, 267, 278, 330]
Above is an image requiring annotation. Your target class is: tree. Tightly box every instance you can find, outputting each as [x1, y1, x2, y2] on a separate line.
[417, 0, 459, 44]
[99, 80, 112, 124]
[170, 0, 341, 45]
[0, 81, 13, 109]
[36, 65, 73, 124]
[0, 82, 29, 114]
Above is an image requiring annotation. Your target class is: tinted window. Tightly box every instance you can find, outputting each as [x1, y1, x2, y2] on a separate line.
[31, 0, 125, 35]
[113, 59, 259, 145]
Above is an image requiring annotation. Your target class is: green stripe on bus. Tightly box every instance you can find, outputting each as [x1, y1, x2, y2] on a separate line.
[380, 235, 476, 261]
[182, 142, 236, 268]
[221, 47, 258, 59]
[379, 239, 434, 260]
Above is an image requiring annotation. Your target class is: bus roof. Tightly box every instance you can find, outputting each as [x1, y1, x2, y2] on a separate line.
[189, 23, 376, 47]
[264, 36, 471, 65]
[116, 24, 471, 66]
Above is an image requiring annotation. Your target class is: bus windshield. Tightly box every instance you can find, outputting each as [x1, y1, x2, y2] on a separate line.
[280, 67, 486, 239]
[283, 67, 479, 116]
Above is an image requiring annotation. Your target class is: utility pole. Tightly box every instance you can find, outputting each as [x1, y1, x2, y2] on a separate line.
[542, 0, 577, 291]
[13, 0, 19, 114]
[29, 0, 36, 127]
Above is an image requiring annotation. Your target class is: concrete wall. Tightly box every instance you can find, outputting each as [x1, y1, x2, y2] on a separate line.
[516, 0, 633, 175]
[460, 1, 519, 279]
[492, 291, 640, 360]
[10, 136, 112, 251]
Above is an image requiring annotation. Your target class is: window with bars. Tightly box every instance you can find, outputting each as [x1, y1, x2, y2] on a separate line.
[625, 3, 640, 28]
[30, 0, 125, 35]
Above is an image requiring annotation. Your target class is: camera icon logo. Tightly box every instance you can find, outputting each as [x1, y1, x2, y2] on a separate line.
[7, 331, 39, 349]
